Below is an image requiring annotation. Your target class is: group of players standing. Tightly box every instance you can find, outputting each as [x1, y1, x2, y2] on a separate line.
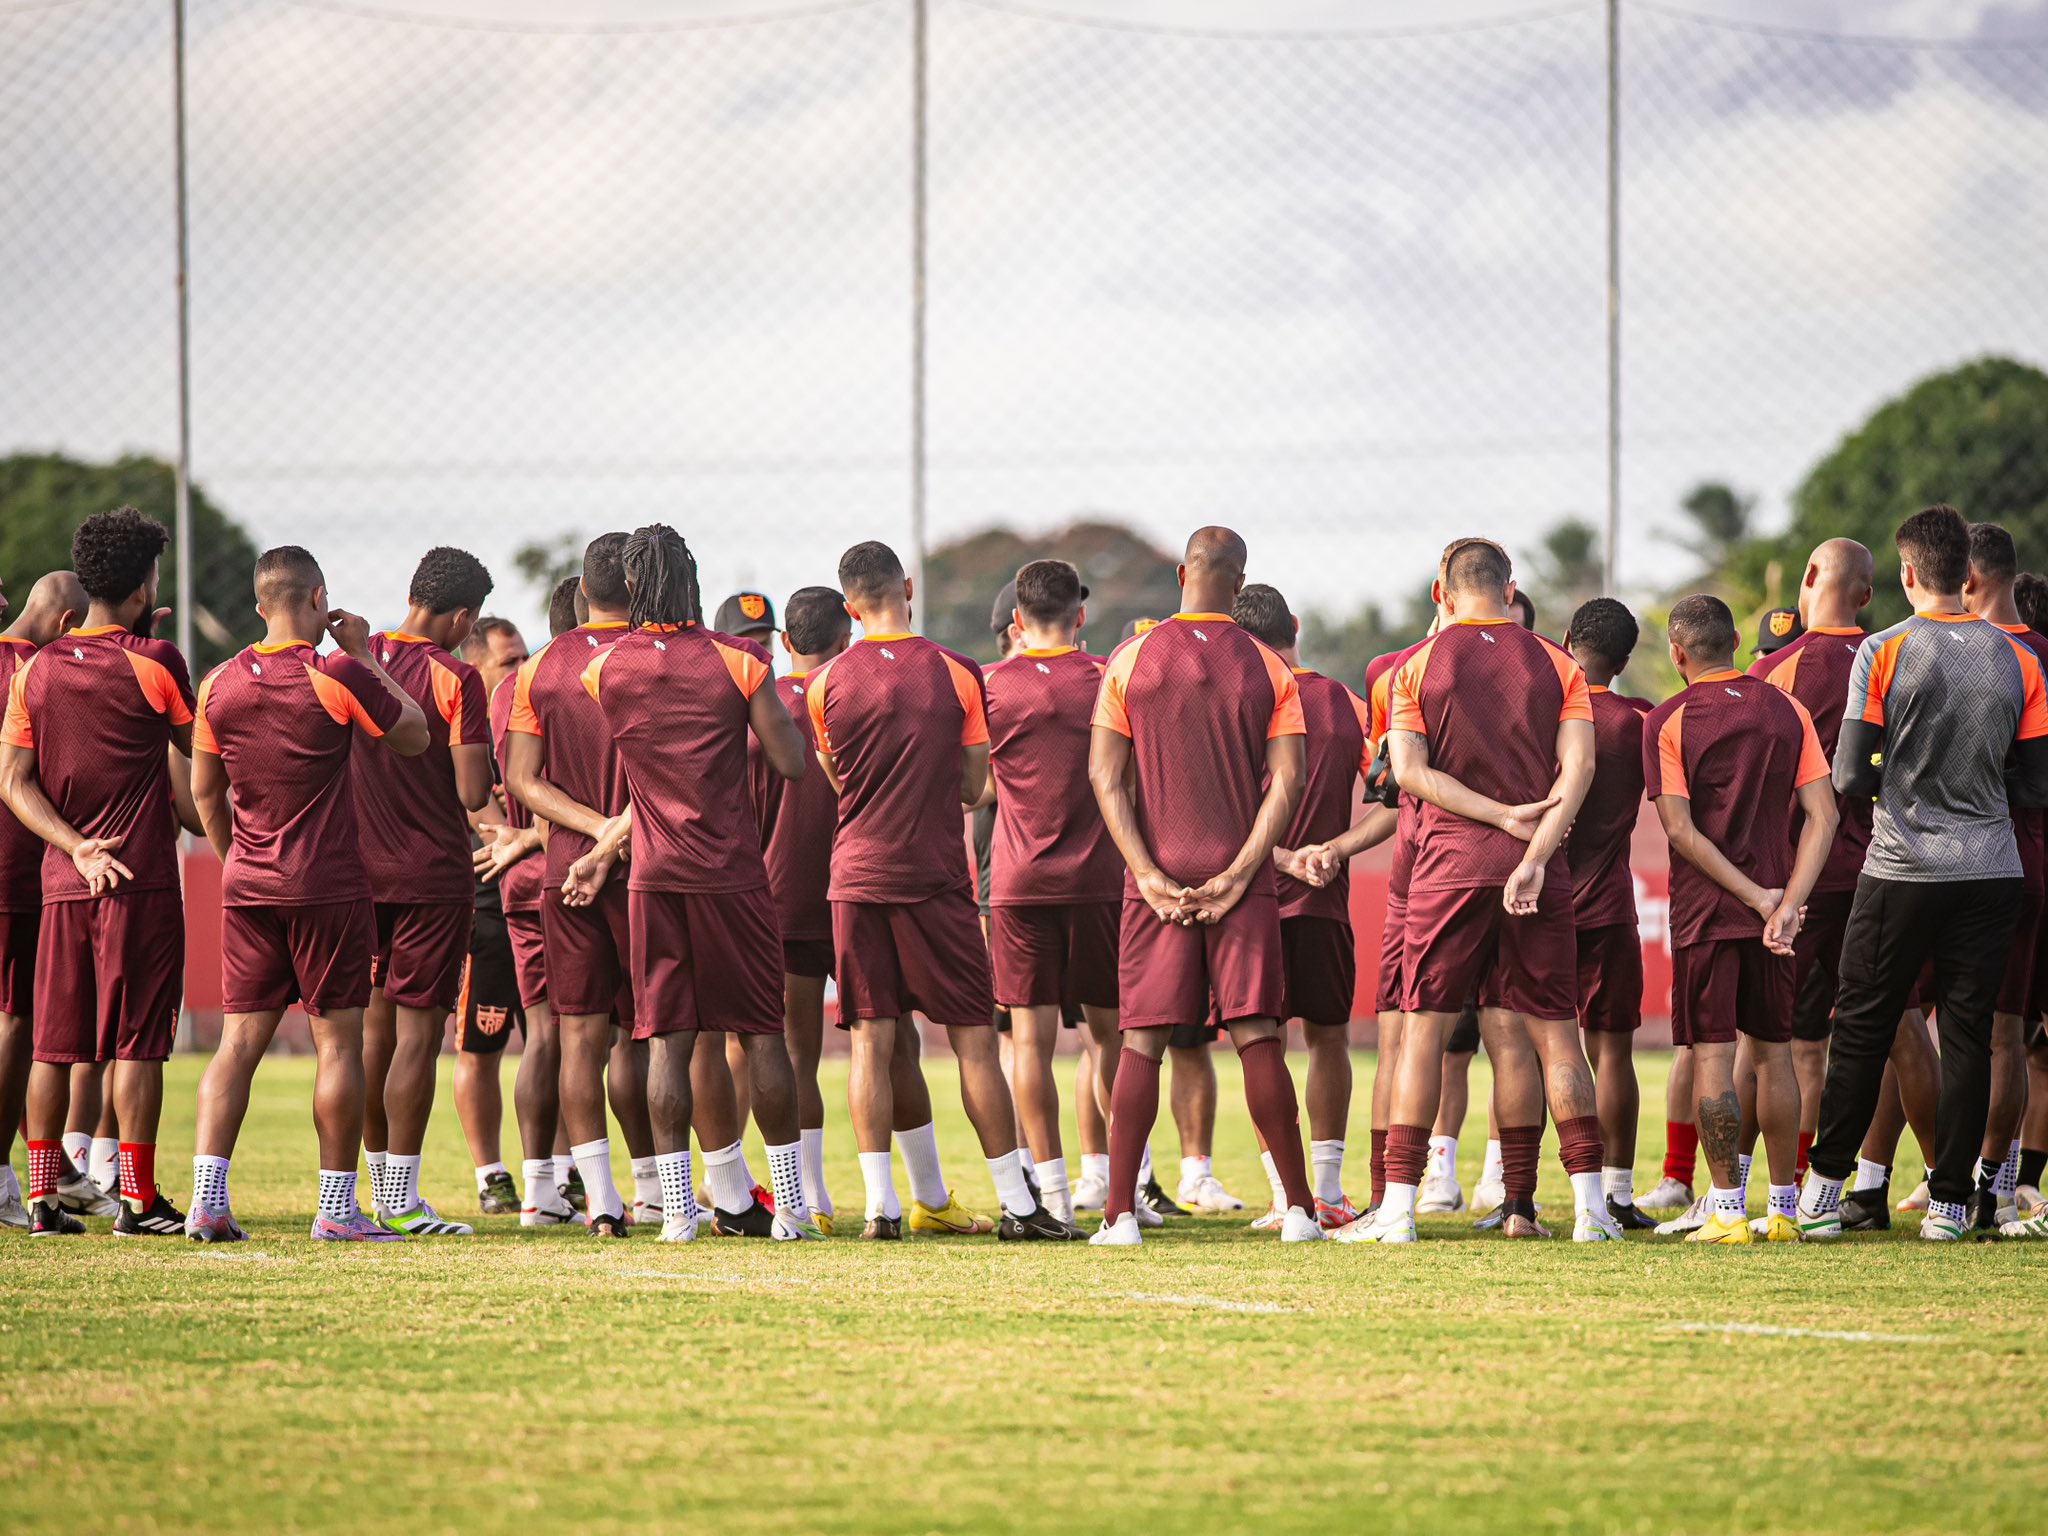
[2, 501, 2045, 1247]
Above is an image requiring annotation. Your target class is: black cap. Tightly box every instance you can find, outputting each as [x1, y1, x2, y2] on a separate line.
[1754, 608, 1802, 655]
[991, 581, 1018, 634]
[1120, 617, 1160, 642]
[714, 591, 775, 636]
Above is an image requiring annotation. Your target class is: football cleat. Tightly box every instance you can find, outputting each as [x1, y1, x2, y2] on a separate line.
[1470, 1174, 1505, 1220]
[999, 1204, 1082, 1242]
[477, 1170, 520, 1216]
[1332, 1208, 1415, 1244]
[1918, 1210, 1966, 1242]
[113, 1190, 187, 1238]
[860, 1214, 902, 1241]
[560, 1168, 588, 1213]
[587, 1209, 630, 1239]
[1140, 1178, 1189, 1218]
[1895, 1178, 1930, 1212]
[1636, 1176, 1695, 1214]
[1796, 1197, 1843, 1241]
[1501, 1211, 1552, 1239]
[379, 1201, 473, 1237]
[56, 1168, 118, 1219]
[0, 1171, 28, 1230]
[771, 1210, 829, 1242]
[907, 1190, 994, 1236]
[1654, 1194, 1710, 1236]
[1997, 1208, 2048, 1239]
[1279, 1205, 1324, 1243]
[631, 1198, 663, 1230]
[1249, 1202, 1287, 1232]
[660, 1211, 700, 1243]
[521, 1195, 581, 1228]
[1315, 1195, 1361, 1231]
[712, 1199, 776, 1238]
[1070, 1171, 1109, 1213]
[750, 1181, 776, 1213]
[185, 1206, 246, 1243]
[1176, 1173, 1245, 1214]
[1839, 1183, 1890, 1231]
[812, 1210, 835, 1237]
[311, 1210, 407, 1241]
[2016, 1183, 2044, 1219]
[1089, 1211, 1142, 1247]
[1760, 1213, 1802, 1243]
[1606, 1197, 1659, 1231]
[29, 1198, 85, 1236]
[1416, 1167, 1465, 1214]
[1131, 1196, 1164, 1229]
[1964, 1189, 2002, 1233]
[1684, 1212, 1753, 1244]
[1573, 1207, 1625, 1242]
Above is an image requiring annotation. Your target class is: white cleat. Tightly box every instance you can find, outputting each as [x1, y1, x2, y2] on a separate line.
[1636, 1176, 1695, 1214]
[1918, 1210, 1965, 1242]
[1248, 1202, 1287, 1232]
[632, 1198, 663, 1230]
[2016, 1183, 2044, 1219]
[1470, 1176, 1505, 1219]
[56, 1168, 119, 1219]
[1655, 1193, 1711, 1236]
[1071, 1172, 1109, 1213]
[1895, 1179, 1930, 1212]
[1333, 1208, 1416, 1245]
[521, 1197, 582, 1227]
[660, 1211, 700, 1243]
[1279, 1205, 1325, 1242]
[0, 1169, 28, 1230]
[1416, 1168, 1465, 1214]
[1996, 1200, 2018, 1228]
[1131, 1196, 1163, 1229]
[1574, 1206, 1626, 1242]
[772, 1210, 827, 1241]
[1748, 1214, 1772, 1237]
[1177, 1173, 1246, 1214]
[1090, 1211, 1143, 1247]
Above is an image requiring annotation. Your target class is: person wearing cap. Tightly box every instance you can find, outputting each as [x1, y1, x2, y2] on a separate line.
[1754, 608, 1804, 658]
[715, 591, 777, 645]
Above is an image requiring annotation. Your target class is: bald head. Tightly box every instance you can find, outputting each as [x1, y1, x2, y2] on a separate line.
[1183, 526, 1247, 581]
[2, 570, 88, 647]
[1801, 538, 1873, 628]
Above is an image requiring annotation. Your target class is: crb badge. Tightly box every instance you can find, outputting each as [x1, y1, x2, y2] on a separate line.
[739, 594, 768, 621]
[1769, 611, 1796, 638]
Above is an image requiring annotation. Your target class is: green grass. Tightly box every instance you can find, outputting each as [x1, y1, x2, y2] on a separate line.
[2, 1049, 2041, 1535]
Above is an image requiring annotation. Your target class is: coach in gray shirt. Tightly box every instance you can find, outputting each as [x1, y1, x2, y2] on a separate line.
[1801, 505, 2048, 1239]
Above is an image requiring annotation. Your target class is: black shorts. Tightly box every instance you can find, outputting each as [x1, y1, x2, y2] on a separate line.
[1166, 1022, 1220, 1050]
[1446, 1001, 1480, 1054]
[995, 1002, 1085, 1033]
[456, 906, 526, 1054]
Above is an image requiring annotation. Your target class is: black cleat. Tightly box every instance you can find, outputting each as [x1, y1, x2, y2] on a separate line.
[478, 1170, 520, 1216]
[587, 1209, 630, 1239]
[712, 1199, 776, 1238]
[112, 1190, 187, 1237]
[1141, 1178, 1189, 1218]
[30, 1199, 85, 1236]
[1606, 1196, 1660, 1231]
[999, 1204, 1083, 1242]
[561, 1168, 588, 1213]
[1839, 1182, 1891, 1232]
[1965, 1188, 2003, 1235]
[860, 1214, 902, 1241]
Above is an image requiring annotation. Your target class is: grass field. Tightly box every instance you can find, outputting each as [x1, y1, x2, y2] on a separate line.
[2, 1048, 2041, 1535]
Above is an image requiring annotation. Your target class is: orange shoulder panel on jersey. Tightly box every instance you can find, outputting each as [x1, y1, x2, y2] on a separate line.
[506, 646, 548, 737]
[1653, 704, 1689, 799]
[1545, 643, 1594, 723]
[1258, 645, 1305, 739]
[1861, 633, 1907, 725]
[192, 663, 225, 754]
[2005, 632, 2048, 741]
[941, 651, 989, 746]
[712, 636, 772, 700]
[1091, 630, 1152, 738]
[1384, 635, 1441, 738]
[580, 644, 613, 705]
[1787, 695, 1830, 786]
[308, 662, 385, 736]
[123, 647, 194, 725]
[1, 655, 37, 749]
[1758, 643, 1802, 696]
[805, 658, 835, 753]
[427, 656, 467, 741]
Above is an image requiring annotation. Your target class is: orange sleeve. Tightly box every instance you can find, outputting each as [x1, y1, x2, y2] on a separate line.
[806, 661, 833, 752]
[506, 649, 545, 737]
[1860, 634, 1904, 725]
[1091, 634, 1147, 738]
[1652, 706, 1688, 799]
[192, 665, 223, 754]
[1, 658, 35, 750]
[1385, 640, 1435, 737]
[1348, 687, 1373, 774]
[307, 665, 381, 735]
[1550, 647, 1594, 723]
[944, 653, 989, 747]
[1367, 668, 1393, 745]
[1260, 646, 1305, 739]
[1758, 644, 1800, 698]
[2012, 637, 2048, 742]
[125, 650, 194, 724]
[714, 638, 772, 700]
[580, 646, 611, 705]
[429, 659, 463, 732]
[1789, 698, 1831, 786]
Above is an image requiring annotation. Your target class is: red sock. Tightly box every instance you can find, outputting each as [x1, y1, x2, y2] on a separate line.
[27, 1140, 65, 1202]
[118, 1142, 154, 1206]
[1384, 1123, 1430, 1188]
[1369, 1128, 1388, 1206]
[1663, 1121, 1698, 1185]
[1105, 1050, 1161, 1223]
[1238, 1036, 1311, 1212]
[1555, 1115, 1604, 1177]
[1500, 1125, 1543, 1203]
[1796, 1131, 1815, 1181]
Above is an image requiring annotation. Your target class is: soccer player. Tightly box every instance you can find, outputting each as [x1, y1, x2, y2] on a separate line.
[1644, 595, 1836, 1244]
[1232, 583, 1371, 1228]
[352, 546, 495, 1236]
[561, 525, 823, 1243]
[1800, 506, 2048, 1241]
[0, 508, 199, 1236]
[984, 560, 1123, 1229]
[809, 539, 1065, 1241]
[1346, 537, 1611, 1245]
[0, 570, 87, 1230]
[184, 547, 430, 1240]
[1087, 526, 1320, 1246]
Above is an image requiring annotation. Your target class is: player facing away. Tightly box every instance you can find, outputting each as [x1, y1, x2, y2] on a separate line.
[0, 570, 87, 1230]
[809, 540, 1067, 1242]
[562, 525, 823, 1242]
[184, 548, 432, 1240]
[1232, 583, 1373, 1229]
[1087, 526, 1321, 1247]
[1346, 537, 1614, 1245]
[1800, 506, 2048, 1242]
[983, 559, 1124, 1231]
[347, 548, 495, 1236]
[1560, 598, 1656, 1230]
[0, 508, 200, 1236]
[1644, 596, 1836, 1244]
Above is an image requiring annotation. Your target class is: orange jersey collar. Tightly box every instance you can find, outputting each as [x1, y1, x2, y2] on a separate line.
[252, 639, 315, 655]
[1914, 609, 1979, 623]
[1019, 646, 1078, 658]
[1694, 668, 1744, 684]
[1172, 613, 1236, 624]
[66, 624, 127, 638]
[1807, 625, 1862, 635]
[859, 632, 916, 644]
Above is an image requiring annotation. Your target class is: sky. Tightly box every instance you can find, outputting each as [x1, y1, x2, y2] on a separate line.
[3, 0, 2045, 649]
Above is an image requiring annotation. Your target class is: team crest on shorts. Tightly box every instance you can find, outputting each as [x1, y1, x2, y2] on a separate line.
[476, 1005, 510, 1037]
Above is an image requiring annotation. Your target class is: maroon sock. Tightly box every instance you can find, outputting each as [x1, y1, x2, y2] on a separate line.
[1501, 1125, 1543, 1203]
[1105, 1049, 1162, 1222]
[1369, 1128, 1388, 1206]
[1556, 1115, 1603, 1177]
[1384, 1123, 1430, 1188]
[1238, 1036, 1311, 1211]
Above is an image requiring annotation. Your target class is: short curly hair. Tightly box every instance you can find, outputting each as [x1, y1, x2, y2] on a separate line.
[407, 546, 493, 617]
[72, 506, 169, 604]
[1566, 597, 1638, 670]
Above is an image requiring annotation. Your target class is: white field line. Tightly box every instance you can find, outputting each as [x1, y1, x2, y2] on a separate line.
[1664, 1321, 1935, 1344]
[614, 1268, 813, 1288]
[1115, 1291, 1296, 1315]
[192, 1249, 286, 1263]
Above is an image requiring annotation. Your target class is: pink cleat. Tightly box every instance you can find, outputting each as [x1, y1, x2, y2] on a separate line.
[311, 1210, 408, 1242]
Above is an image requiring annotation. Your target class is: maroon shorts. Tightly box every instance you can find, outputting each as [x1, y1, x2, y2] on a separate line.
[370, 901, 471, 1013]
[783, 937, 834, 980]
[1790, 887, 1855, 1042]
[1669, 937, 1794, 1046]
[1119, 889, 1283, 1031]
[1373, 889, 1407, 1016]
[541, 883, 635, 1023]
[1281, 914, 1355, 1028]
[506, 909, 548, 1010]
[1402, 881, 1577, 1021]
[989, 901, 1119, 1011]
[1575, 921, 1643, 1033]
[1998, 889, 2045, 1017]
[33, 889, 183, 1064]
[223, 900, 375, 1017]
[833, 887, 995, 1030]
[630, 885, 784, 1038]
[0, 908, 37, 1019]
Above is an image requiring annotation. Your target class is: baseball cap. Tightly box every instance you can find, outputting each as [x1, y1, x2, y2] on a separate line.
[714, 591, 776, 635]
[1120, 617, 1161, 642]
[1754, 608, 1802, 656]
[990, 581, 1018, 633]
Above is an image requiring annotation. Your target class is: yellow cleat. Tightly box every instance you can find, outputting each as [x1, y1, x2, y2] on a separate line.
[1761, 1213, 1802, 1243]
[813, 1211, 835, 1237]
[1685, 1212, 1754, 1244]
[908, 1189, 995, 1235]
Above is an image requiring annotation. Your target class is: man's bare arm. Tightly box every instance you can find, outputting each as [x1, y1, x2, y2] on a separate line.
[505, 730, 609, 841]
[1385, 731, 1559, 836]
[1187, 735, 1307, 924]
[0, 742, 132, 892]
[1763, 779, 1839, 955]
[190, 749, 233, 861]
[1088, 725, 1190, 923]
[1501, 718, 1595, 915]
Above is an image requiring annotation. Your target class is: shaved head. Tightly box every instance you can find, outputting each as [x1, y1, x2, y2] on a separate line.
[1801, 537, 1874, 627]
[254, 545, 326, 613]
[2, 570, 89, 647]
[1183, 526, 1248, 581]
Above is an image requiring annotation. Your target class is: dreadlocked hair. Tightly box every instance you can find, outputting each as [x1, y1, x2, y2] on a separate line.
[623, 523, 701, 630]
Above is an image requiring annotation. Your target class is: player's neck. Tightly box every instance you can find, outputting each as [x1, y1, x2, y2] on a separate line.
[1680, 655, 1738, 684]
[1965, 585, 2021, 627]
[81, 599, 140, 634]
[1575, 657, 1618, 689]
[790, 649, 840, 673]
[1275, 646, 1302, 669]
[398, 605, 458, 648]
[1015, 624, 1077, 653]
[1177, 584, 1237, 617]
[853, 603, 913, 637]
[1805, 591, 1864, 630]
[261, 620, 322, 649]
[584, 604, 629, 627]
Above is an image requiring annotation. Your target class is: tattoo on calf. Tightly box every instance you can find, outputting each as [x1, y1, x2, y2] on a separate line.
[1697, 1090, 1742, 1187]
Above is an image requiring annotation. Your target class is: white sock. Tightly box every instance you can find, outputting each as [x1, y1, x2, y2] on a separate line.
[1017, 1145, 1036, 1178]
[553, 1152, 574, 1188]
[1800, 1170, 1844, 1216]
[1997, 1140, 2021, 1200]
[1260, 1149, 1287, 1208]
[521, 1159, 567, 1212]
[899, 1121, 948, 1210]
[799, 1127, 832, 1216]
[366, 1149, 388, 1207]
[1180, 1154, 1212, 1187]
[1382, 1181, 1419, 1219]
[62, 1131, 91, 1176]
[766, 1141, 809, 1223]
[192, 1154, 231, 1214]
[570, 1138, 624, 1220]
[1602, 1165, 1634, 1206]
[387, 1153, 420, 1214]
[859, 1149, 899, 1221]
[631, 1155, 660, 1211]
[1570, 1169, 1603, 1216]
[90, 1136, 118, 1189]
[1080, 1152, 1110, 1184]
[318, 1168, 357, 1221]
[1426, 1133, 1457, 1179]
[988, 1149, 1037, 1216]
[1737, 1152, 1752, 1191]
[1480, 1138, 1504, 1188]
[656, 1151, 699, 1229]
[1310, 1140, 1345, 1205]
[475, 1161, 508, 1193]
[1768, 1182, 1796, 1219]
[705, 1140, 754, 1213]
[1037, 1155, 1072, 1224]
[1138, 1146, 1155, 1187]
[1709, 1183, 1744, 1221]
[1930, 1197, 1967, 1225]
[1854, 1157, 1889, 1192]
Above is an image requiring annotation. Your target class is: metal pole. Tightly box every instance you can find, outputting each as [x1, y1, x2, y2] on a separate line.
[909, 0, 928, 629]
[172, 0, 195, 665]
[1603, 0, 1620, 594]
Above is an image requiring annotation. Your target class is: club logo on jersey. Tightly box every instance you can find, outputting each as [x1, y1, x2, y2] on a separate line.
[72, 647, 84, 660]
[1769, 612, 1796, 638]
[1035, 662, 1052, 675]
[250, 663, 262, 676]
[654, 640, 666, 652]
[880, 647, 896, 660]
[739, 594, 768, 621]
[587, 634, 601, 647]
[1481, 631, 1496, 644]
[1192, 629, 1208, 643]
[1725, 686, 1743, 698]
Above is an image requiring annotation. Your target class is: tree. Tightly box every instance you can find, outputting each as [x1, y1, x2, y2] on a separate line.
[0, 452, 261, 675]
[922, 518, 1184, 662]
[1524, 516, 1604, 624]
[512, 533, 585, 599]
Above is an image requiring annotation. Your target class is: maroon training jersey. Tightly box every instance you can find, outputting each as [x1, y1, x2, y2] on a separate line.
[506, 621, 633, 888]
[807, 632, 988, 905]
[1749, 625, 1871, 894]
[753, 671, 836, 942]
[1366, 640, 1429, 902]
[584, 624, 774, 895]
[1093, 613, 1305, 892]
[1566, 685, 1653, 928]
[1386, 618, 1593, 892]
[1, 625, 193, 903]
[1643, 667, 1831, 947]
[194, 641, 406, 907]
[1277, 668, 1371, 922]
[0, 637, 44, 912]
[489, 674, 543, 915]
[984, 645, 1122, 907]
[349, 631, 490, 905]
